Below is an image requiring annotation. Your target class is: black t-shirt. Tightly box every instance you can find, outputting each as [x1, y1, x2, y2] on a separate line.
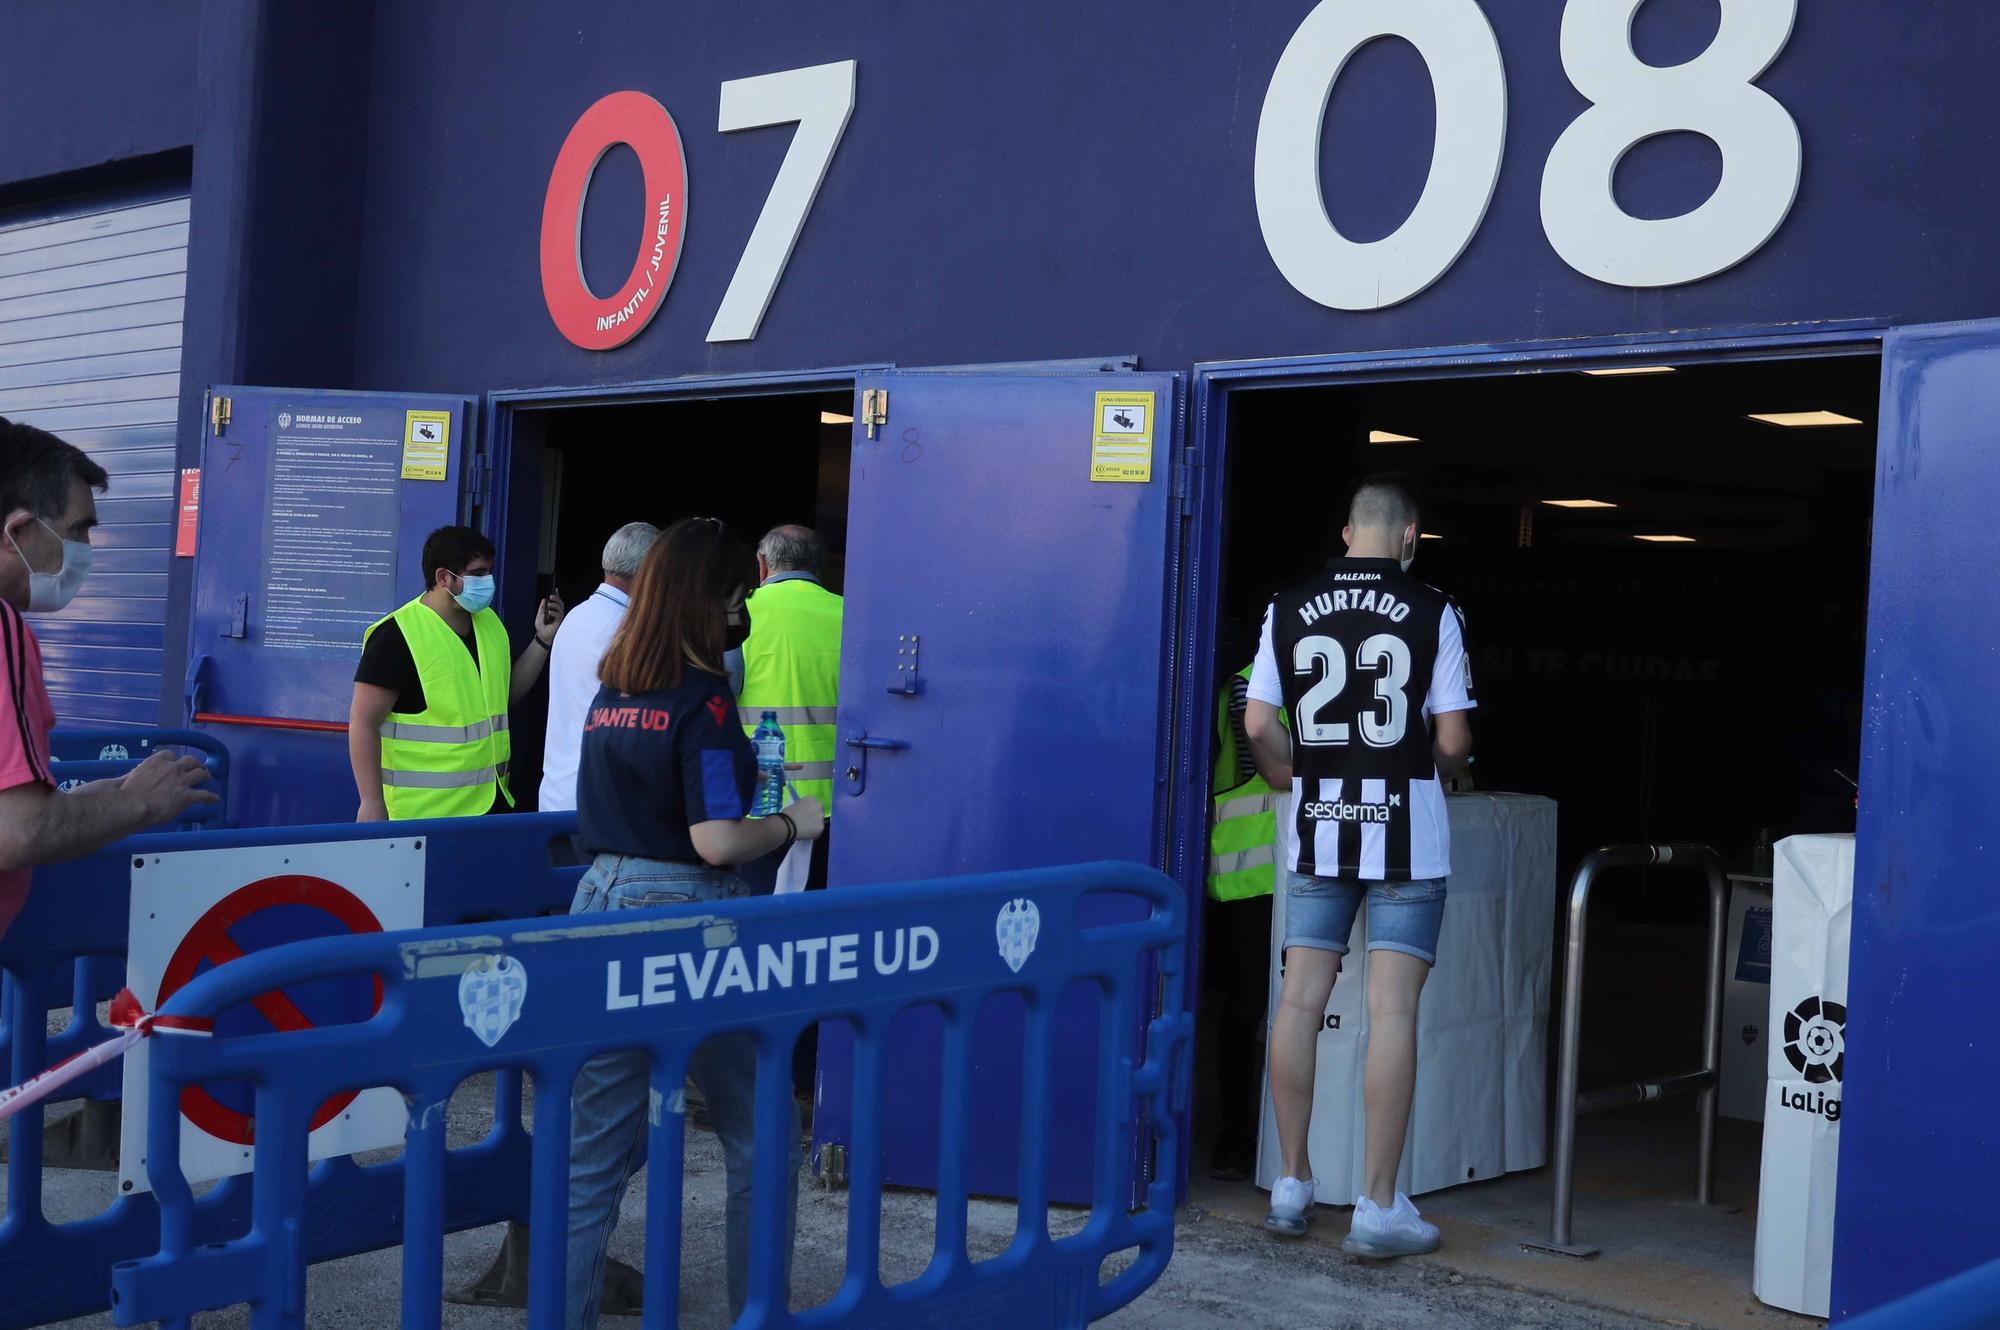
[576, 668, 758, 862]
[354, 617, 479, 715]
[354, 615, 507, 815]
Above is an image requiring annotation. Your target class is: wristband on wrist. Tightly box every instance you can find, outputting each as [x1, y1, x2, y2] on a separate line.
[534, 634, 553, 650]
[776, 810, 799, 853]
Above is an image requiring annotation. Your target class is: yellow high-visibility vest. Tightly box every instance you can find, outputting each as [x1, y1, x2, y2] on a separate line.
[739, 576, 842, 813]
[363, 598, 513, 819]
[1209, 666, 1283, 902]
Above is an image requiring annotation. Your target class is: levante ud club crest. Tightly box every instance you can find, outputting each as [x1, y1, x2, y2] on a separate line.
[459, 955, 529, 1048]
[996, 899, 1040, 974]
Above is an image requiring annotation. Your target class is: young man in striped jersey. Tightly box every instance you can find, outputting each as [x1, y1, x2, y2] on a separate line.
[1246, 473, 1475, 1256]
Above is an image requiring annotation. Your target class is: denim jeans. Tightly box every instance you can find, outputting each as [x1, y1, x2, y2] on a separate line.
[564, 854, 802, 1329]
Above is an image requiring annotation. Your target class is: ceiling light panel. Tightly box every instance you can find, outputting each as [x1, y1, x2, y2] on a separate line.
[1747, 411, 1864, 427]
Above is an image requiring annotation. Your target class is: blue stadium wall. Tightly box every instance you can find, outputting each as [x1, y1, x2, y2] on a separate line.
[3, 1, 1998, 1317]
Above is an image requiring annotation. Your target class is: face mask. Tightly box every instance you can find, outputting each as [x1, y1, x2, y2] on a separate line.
[8, 516, 92, 613]
[451, 572, 495, 613]
[1399, 529, 1417, 574]
[725, 602, 752, 651]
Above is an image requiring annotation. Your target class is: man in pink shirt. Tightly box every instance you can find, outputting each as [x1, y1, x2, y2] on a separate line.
[0, 417, 216, 938]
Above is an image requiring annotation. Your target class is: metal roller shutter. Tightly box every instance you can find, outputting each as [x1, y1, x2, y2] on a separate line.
[0, 191, 188, 727]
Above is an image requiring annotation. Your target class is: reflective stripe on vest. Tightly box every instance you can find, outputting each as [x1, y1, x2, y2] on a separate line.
[1216, 791, 1279, 825]
[757, 705, 839, 727]
[738, 578, 842, 812]
[364, 598, 515, 819]
[379, 715, 511, 744]
[1211, 843, 1276, 875]
[381, 760, 512, 789]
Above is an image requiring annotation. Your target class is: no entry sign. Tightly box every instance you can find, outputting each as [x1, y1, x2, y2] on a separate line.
[118, 839, 425, 1194]
[159, 875, 388, 1143]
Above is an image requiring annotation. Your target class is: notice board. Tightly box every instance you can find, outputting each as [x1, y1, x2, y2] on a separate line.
[188, 387, 474, 726]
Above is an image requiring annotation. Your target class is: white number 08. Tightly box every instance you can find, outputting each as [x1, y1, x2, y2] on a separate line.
[1254, 0, 1801, 308]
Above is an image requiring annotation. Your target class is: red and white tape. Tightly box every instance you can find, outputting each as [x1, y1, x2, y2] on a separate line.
[0, 987, 211, 1124]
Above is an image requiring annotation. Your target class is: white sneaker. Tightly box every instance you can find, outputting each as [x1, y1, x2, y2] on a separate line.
[1264, 1175, 1316, 1237]
[1342, 1192, 1440, 1258]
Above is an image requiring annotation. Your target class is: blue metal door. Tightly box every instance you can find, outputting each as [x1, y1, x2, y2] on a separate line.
[817, 368, 1182, 1205]
[186, 386, 475, 826]
[1834, 322, 2000, 1318]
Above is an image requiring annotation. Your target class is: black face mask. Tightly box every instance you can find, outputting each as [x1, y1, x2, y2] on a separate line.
[725, 603, 752, 651]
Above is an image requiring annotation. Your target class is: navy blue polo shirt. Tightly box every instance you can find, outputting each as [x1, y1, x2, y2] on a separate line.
[576, 668, 757, 863]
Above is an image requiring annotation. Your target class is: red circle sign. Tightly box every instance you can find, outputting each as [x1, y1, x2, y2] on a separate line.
[158, 875, 386, 1144]
[539, 90, 690, 351]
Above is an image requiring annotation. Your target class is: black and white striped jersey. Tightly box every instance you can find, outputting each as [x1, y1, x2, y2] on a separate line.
[1247, 558, 1476, 881]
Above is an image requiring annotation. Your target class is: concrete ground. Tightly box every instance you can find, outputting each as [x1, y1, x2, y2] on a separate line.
[10, 987, 1830, 1330]
[25, 1122, 1674, 1330]
[1193, 1110, 1824, 1330]
[18, 1093, 1786, 1330]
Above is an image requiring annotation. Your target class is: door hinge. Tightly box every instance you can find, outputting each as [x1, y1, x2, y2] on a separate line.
[1171, 445, 1198, 517]
[860, 388, 888, 439]
[463, 453, 491, 511]
[209, 394, 232, 435]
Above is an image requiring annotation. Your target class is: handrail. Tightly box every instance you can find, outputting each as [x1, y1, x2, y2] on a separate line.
[1524, 843, 1728, 1258]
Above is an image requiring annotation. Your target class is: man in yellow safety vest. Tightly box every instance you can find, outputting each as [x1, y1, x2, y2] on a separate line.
[349, 525, 565, 821]
[1206, 661, 1283, 1181]
[737, 524, 842, 887]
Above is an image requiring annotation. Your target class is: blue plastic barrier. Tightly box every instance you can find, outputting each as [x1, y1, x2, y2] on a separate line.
[111, 861, 1189, 1329]
[0, 811, 583, 1329]
[45, 728, 231, 829]
[1837, 1257, 2000, 1328]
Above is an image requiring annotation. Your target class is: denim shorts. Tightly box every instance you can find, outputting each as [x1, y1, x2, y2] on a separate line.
[1284, 871, 1448, 965]
[570, 853, 747, 915]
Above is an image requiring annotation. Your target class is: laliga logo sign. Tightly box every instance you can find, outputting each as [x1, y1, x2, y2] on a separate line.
[538, 91, 689, 351]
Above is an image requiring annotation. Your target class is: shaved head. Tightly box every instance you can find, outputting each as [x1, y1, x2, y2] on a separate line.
[1348, 474, 1422, 536]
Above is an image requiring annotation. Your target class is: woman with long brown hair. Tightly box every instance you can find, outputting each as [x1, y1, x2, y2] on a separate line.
[563, 518, 824, 1328]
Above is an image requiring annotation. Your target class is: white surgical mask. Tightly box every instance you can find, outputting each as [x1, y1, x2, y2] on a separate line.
[8, 515, 92, 613]
[451, 572, 495, 613]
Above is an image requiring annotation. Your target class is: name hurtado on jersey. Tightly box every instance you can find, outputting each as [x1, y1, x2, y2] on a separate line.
[1297, 585, 1415, 626]
[1249, 558, 1477, 883]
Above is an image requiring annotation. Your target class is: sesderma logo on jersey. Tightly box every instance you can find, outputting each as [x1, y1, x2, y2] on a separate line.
[1300, 796, 1399, 823]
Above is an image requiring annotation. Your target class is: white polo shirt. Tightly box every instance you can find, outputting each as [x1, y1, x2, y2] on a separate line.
[539, 582, 629, 812]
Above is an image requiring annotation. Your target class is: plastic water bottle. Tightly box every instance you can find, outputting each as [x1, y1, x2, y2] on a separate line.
[752, 711, 786, 816]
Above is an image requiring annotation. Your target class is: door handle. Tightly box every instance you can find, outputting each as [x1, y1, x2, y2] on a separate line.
[843, 732, 908, 797]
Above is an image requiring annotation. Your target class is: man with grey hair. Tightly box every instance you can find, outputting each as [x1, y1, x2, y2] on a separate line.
[756, 524, 825, 581]
[538, 521, 660, 812]
[739, 524, 842, 848]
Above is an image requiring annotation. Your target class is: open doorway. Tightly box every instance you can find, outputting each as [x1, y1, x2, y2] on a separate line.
[1194, 350, 1879, 1308]
[497, 386, 855, 807]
